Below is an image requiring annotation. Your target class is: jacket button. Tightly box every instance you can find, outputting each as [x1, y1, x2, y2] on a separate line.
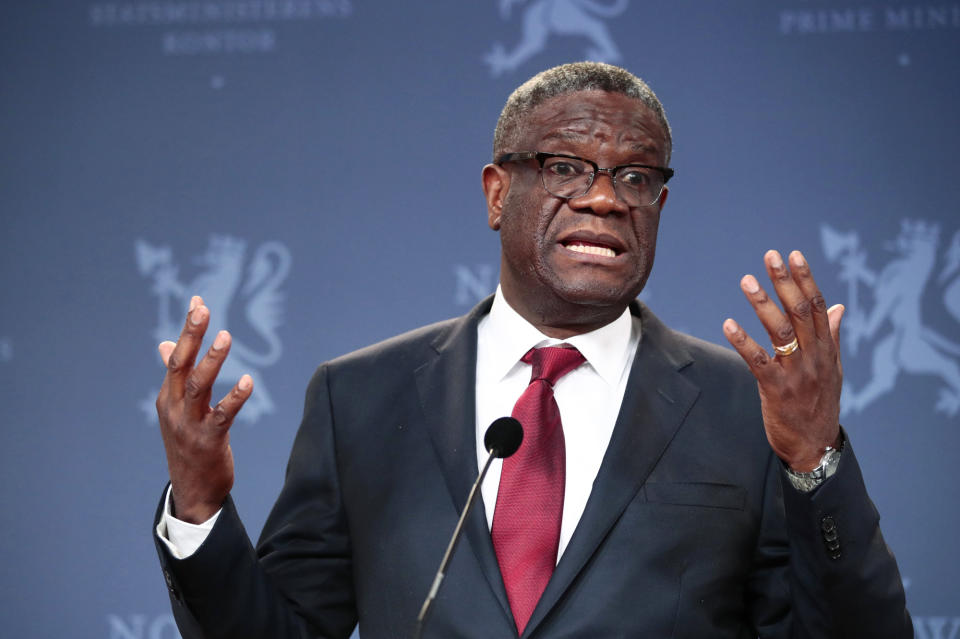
[821, 516, 837, 532]
[820, 516, 841, 560]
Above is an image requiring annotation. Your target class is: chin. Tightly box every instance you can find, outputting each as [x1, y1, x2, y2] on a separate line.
[546, 264, 649, 305]
[551, 277, 644, 309]
[540, 250, 651, 308]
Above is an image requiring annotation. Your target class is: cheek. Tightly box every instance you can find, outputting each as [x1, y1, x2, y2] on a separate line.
[633, 213, 661, 249]
[627, 214, 661, 275]
[499, 201, 542, 266]
[502, 192, 558, 242]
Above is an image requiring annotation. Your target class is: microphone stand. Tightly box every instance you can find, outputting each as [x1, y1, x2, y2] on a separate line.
[411, 450, 498, 639]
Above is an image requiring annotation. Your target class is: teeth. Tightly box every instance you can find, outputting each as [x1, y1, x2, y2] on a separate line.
[567, 243, 616, 258]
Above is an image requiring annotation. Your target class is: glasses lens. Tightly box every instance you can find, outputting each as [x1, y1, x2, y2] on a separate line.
[614, 166, 665, 206]
[540, 156, 665, 206]
[540, 156, 593, 199]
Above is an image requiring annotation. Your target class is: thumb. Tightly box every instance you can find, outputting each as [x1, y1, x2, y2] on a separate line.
[158, 341, 176, 366]
[827, 304, 845, 346]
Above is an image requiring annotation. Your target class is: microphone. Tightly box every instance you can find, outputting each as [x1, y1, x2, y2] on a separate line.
[412, 417, 523, 639]
[484, 416, 523, 458]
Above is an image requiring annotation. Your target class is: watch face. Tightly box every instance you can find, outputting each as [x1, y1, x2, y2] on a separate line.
[821, 448, 842, 479]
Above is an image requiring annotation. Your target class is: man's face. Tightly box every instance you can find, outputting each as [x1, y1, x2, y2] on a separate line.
[484, 90, 669, 331]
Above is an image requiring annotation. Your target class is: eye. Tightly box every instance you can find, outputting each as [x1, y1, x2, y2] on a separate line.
[544, 159, 586, 178]
[618, 168, 653, 186]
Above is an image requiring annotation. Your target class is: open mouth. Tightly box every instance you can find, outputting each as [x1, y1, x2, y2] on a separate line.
[563, 241, 618, 258]
[558, 231, 625, 259]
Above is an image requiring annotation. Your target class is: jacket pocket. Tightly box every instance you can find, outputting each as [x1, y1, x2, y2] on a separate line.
[643, 482, 745, 511]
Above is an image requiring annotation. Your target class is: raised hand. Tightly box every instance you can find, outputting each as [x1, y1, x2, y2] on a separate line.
[156, 295, 253, 523]
[722, 250, 844, 472]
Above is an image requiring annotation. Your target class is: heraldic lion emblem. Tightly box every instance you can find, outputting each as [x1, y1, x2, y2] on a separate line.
[136, 235, 292, 423]
[822, 220, 960, 417]
[484, 0, 629, 76]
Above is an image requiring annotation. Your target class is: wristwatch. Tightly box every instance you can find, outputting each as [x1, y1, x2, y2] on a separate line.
[784, 433, 845, 493]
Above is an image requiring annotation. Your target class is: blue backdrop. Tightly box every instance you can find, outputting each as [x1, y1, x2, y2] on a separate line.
[1, 2, 958, 637]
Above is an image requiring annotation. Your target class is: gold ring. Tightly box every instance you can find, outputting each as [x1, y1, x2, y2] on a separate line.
[774, 338, 800, 357]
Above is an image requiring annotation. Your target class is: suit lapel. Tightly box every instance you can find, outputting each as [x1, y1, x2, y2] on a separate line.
[523, 303, 702, 637]
[413, 297, 514, 625]
[412, 299, 704, 637]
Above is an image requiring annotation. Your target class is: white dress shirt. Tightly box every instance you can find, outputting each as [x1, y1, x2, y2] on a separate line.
[476, 287, 639, 562]
[159, 287, 640, 561]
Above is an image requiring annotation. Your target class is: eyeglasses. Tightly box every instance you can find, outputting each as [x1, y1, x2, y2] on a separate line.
[497, 151, 674, 207]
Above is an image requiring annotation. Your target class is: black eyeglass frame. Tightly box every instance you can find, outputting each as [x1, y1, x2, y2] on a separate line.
[496, 151, 674, 206]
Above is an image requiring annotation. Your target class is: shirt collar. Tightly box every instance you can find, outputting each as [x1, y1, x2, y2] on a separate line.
[482, 286, 635, 387]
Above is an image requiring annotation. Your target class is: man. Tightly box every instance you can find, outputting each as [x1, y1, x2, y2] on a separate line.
[154, 62, 911, 637]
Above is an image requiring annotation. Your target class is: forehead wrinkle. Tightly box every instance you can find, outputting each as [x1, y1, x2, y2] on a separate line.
[627, 141, 659, 155]
[541, 135, 660, 162]
[542, 129, 589, 143]
[529, 106, 664, 161]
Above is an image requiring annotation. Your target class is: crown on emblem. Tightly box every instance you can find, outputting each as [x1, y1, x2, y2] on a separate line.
[899, 219, 940, 242]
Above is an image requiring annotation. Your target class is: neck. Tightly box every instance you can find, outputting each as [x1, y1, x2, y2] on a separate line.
[500, 286, 628, 339]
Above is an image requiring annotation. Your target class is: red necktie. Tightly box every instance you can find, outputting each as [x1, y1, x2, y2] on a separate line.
[491, 345, 585, 635]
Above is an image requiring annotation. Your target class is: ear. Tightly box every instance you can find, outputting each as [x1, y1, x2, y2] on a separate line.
[482, 163, 510, 231]
[657, 185, 669, 211]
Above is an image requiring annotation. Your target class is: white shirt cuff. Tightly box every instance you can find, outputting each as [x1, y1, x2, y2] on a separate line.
[155, 485, 221, 559]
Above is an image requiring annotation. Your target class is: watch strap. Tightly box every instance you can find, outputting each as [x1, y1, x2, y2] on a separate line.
[784, 431, 845, 493]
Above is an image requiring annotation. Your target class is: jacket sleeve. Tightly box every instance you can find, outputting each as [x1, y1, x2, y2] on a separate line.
[153, 364, 357, 639]
[748, 432, 912, 638]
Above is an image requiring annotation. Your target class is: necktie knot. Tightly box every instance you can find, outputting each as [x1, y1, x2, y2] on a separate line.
[522, 345, 586, 386]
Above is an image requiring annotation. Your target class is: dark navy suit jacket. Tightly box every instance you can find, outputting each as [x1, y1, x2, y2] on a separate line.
[155, 297, 911, 638]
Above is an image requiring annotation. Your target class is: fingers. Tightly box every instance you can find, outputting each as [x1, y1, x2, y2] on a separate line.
[741, 249, 836, 359]
[762, 250, 815, 349]
[211, 374, 254, 429]
[183, 330, 233, 415]
[155, 296, 254, 428]
[723, 318, 778, 381]
[787, 251, 831, 342]
[162, 296, 210, 397]
[739, 271, 798, 354]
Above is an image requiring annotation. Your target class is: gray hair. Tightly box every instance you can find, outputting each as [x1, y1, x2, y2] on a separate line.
[493, 61, 672, 164]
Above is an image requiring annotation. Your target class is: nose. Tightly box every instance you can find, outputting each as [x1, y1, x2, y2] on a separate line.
[568, 171, 629, 216]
